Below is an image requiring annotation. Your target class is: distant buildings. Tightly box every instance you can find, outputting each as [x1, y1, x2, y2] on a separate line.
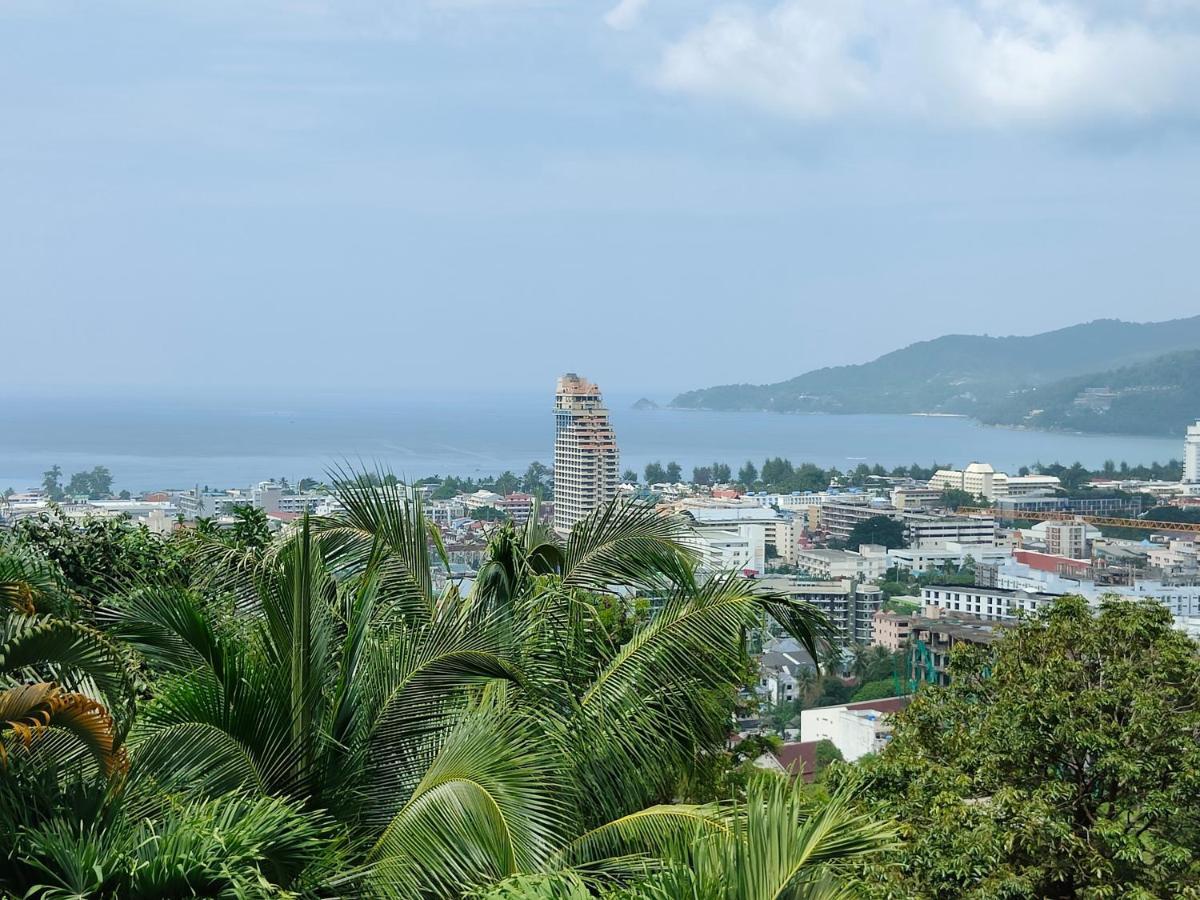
[552, 373, 620, 534]
[929, 462, 1060, 502]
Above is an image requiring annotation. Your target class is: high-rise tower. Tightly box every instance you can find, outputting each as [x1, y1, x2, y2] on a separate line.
[553, 373, 620, 534]
[1185, 421, 1200, 486]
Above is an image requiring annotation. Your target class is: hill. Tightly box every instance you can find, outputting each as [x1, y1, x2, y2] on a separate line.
[671, 316, 1200, 433]
[974, 349, 1200, 436]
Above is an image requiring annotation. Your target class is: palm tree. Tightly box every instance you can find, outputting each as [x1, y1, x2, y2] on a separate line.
[8, 470, 885, 897]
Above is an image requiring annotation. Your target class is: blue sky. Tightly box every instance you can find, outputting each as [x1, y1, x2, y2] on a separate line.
[4, 0, 1200, 395]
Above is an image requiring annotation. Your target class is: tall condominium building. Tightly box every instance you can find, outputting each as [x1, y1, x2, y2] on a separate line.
[1186, 421, 1200, 485]
[553, 373, 620, 534]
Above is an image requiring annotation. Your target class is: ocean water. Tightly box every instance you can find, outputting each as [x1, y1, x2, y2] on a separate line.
[0, 389, 1185, 492]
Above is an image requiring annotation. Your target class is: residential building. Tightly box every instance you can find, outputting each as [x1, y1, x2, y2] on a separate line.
[497, 492, 534, 524]
[921, 584, 1061, 622]
[1042, 520, 1089, 560]
[552, 373, 620, 534]
[887, 543, 1013, 574]
[890, 484, 943, 510]
[1147, 538, 1200, 575]
[871, 609, 913, 651]
[903, 512, 996, 548]
[690, 524, 765, 574]
[930, 463, 1060, 502]
[792, 545, 887, 582]
[799, 697, 908, 761]
[820, 500, 899, 542]
[756, 577, 883, 645]
[756, 637, 816, 706]
[909, 611, 1010, 686]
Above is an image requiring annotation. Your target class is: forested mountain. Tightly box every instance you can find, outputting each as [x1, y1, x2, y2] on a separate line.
[974, 349, 1200, 436]
[672, 316, 1200, 434]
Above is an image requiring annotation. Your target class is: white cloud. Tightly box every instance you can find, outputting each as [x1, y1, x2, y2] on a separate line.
[604, 0, 650, 30]
[656, 0, 1200, 126]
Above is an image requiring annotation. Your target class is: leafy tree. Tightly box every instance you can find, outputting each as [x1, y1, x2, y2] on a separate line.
[738, 461, 758, 485]
[693, 466, 713, 486]
[521, 461, 552, 495]
[644, 461, 666, 484]
[938, 487, 976, 510]
[850, 679, 897, 702]
[41, 465, 64, 501]
[621, 469, 638, 483]
[473, 505, 507, 521]
[812, 739, 844, 776]
[298, 477, 321, 491]
[664, 461, 682, 483]
[493, 470, 520, 496]
[843, 595, 1200, 898]
[9, 513, 190, 603]
[118, 489, 131, 500]
[846, 516, 906, 551]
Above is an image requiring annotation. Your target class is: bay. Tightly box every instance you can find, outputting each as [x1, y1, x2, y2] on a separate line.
[0, 389, 1185, 492]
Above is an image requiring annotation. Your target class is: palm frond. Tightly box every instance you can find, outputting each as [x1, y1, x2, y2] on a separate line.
[561, 501, 696, 593]
[368, 701, 570, 897]
[0, 683, 126, 776]
[0, 616, 137, 736]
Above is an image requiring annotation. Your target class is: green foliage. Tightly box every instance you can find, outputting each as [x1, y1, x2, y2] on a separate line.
[846, 516, 906, 551]
[0, 472, 878, 898]
[812, 739, 843, 774]
[9, 513, 191, 603]
[938, 487, 977, 509]
[850, 679, 896, 702]
[843, 595, 1200, 898]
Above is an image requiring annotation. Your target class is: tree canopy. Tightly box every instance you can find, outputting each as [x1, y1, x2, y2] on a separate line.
[840, 595, 1200, 898]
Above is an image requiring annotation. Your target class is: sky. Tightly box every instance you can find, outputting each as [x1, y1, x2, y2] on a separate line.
[3, 0, 1200, 396]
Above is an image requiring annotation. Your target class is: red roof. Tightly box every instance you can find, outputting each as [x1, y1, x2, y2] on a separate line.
[844, 696, 909, 715]
[774, 741, 820, 782]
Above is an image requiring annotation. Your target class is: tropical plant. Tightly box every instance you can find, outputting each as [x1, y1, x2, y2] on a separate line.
[3, 471, 889, 897]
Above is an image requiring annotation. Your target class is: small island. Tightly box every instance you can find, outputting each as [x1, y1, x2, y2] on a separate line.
[632, 397, 659, 410]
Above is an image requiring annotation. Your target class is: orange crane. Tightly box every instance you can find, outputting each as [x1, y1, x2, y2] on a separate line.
[956, 506, 1200, 535]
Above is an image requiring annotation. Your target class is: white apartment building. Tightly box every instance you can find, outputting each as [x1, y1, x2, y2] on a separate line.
[930, 463, 1060, 502]
[792, 545, 888, 582]
[1147, 538, 1200, 575]
[800, 698, 905, 762]
[679, 503, 798, 563]
[904, 513, 997, 548]
[553, 374, 620, 534]
[1041, 520, 1089, 560]
[689, 523, 766, 573]
[921, 584, 1059, 622]
[887, 543, 1013, 574]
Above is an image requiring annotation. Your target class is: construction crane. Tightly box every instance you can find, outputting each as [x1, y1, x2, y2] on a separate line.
[956, 506, 1200, 535]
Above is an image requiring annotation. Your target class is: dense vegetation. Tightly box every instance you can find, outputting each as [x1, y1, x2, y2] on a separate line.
[839, 595, 1200, 898]
[0, 476, 891, 898]
[671, 316, 1200, 435]
[975, 349, 1200, 436]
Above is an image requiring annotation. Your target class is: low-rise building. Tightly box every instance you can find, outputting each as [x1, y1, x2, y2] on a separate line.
[921, 583, 1061, 622]
[871, 609, 914, 651]
[799, 697, 909, 761]
[792, 545, 887, 582]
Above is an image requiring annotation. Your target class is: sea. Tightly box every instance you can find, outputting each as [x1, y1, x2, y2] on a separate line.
[0, 389, 1186, 493]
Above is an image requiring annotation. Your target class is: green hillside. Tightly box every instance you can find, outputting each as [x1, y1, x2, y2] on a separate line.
[975, 350, 1200, 436]
[672, 316, 1200, 433]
